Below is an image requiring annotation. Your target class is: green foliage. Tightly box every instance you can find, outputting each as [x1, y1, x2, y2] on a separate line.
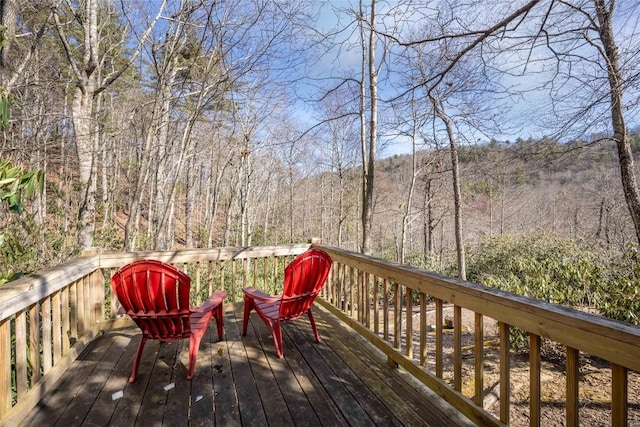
[466, 233, 606, 348]
[0, 160, 44, 213]
[0, 215, 79, 285]
[0, 160, 47, 284]
[596, 244, 640, 325]
[0, 92, 10, 128]
[404, 251, 446, 275]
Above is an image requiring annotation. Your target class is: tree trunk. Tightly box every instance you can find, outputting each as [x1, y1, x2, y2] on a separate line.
[0, 0, 17, 70]
[432, 97, 466, 280]
[400, 105, 419, 264]
[360, 0, 377, 255]
[594, 0, 640, 244]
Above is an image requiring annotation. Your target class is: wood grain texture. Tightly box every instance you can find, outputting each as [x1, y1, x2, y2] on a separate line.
[16, 303, 470, 427]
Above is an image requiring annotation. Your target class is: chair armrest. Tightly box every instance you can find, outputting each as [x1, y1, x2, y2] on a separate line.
[242, 286, 281, 303]
[192, 289, 227, 313]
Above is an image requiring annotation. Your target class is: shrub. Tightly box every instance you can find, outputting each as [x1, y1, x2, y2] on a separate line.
[466, 233, 606, 348]
[597, 244, 640, 325]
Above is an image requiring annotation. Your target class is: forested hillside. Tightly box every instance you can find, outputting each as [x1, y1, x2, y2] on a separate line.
[0, 0, 639, 320]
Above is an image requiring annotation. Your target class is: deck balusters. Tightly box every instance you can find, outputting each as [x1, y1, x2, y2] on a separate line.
[529, 333, 541, 427]
[499, 322, 511, 424]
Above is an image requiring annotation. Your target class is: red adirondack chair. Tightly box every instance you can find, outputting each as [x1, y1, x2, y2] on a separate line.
[111, 259, 227, 382]
[242, 248, 332, 358]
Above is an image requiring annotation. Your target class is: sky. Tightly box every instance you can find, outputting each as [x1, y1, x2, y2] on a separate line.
[290, 0, 640, 158]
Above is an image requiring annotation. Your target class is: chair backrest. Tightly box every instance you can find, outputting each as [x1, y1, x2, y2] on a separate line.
[279, 249, 332, 321]
[111, 259, 192, 339]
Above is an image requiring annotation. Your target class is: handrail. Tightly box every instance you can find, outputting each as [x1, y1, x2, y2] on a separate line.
[316, 245, 640, 426]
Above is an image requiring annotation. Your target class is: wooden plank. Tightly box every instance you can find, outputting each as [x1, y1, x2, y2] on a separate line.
[282, 315, 376, 426]
[82, 330, 140, 426]
[188, 326, 215, 427]
[241, 309, 295, 426]
[42, 297, 53, 372]
[435, 298, 443, 378]
[246, 310, 318, 427]
[0, 318, 10, 418]
[611, 363, 628, 427]
[163, 339, 191, 421]
[349, 266, 355, 318]
[420, 293, 427, 366]
[294, 314, 402, 425]
[77, 278, 86, 336]
[499, 322, 510, 425]
[394, 283, 402, 349]
[69, 282, 78, 343]
[107, 335, 158, 427]
[28, 303, 41, 384]
[383, 278, 389, 341]
[373, 276, 380, 334]
[474, 312, 484, 406]
[454, 305, 462, 392]
[61, 287, 70, 354]
[277, 323, 348, 427]
[529, 333, 541, 427]
[52, 291, 62, 363]
[224, 306, 268, 426]
[566, 346, 579, 427]
[212, 310, 242, 427]
[53, 330, 128, 426]
[97, 244, 311, 269]
[134, 340, 181, 423]
[310, 307, 458, 426]
[22, 332, 112, 426]
[406, 285, 414, 357]
[15, 311, 28, 400]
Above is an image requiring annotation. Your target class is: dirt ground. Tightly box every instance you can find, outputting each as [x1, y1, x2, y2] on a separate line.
[404, 305, 640, 426]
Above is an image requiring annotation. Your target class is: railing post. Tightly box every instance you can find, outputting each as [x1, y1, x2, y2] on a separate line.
[612, 363, 628, 427]
[0, 318, 10, 418]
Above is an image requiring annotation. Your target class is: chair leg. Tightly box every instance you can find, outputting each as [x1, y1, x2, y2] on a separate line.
[272, 320, 284, 359]
[129, 336, 147, 383]
[307, 309, 321, 343]
[215, 304, 224, 340]
[188, 333, 203, 380]
[242, 296, 253, 336]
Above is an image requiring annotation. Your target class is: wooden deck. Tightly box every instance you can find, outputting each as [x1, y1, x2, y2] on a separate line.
[20, 303, 473, 427]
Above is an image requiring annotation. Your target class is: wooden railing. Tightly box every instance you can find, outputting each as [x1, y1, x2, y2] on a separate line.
[1, 243, 639, 426]
[0, 244, 310, 426]
[318, 246, 640, 427]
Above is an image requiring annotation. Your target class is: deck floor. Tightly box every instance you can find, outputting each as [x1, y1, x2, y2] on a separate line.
[21, 303, 473, 426]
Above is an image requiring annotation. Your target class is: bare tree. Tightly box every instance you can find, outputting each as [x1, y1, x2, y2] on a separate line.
[53, 0, 165, 249]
